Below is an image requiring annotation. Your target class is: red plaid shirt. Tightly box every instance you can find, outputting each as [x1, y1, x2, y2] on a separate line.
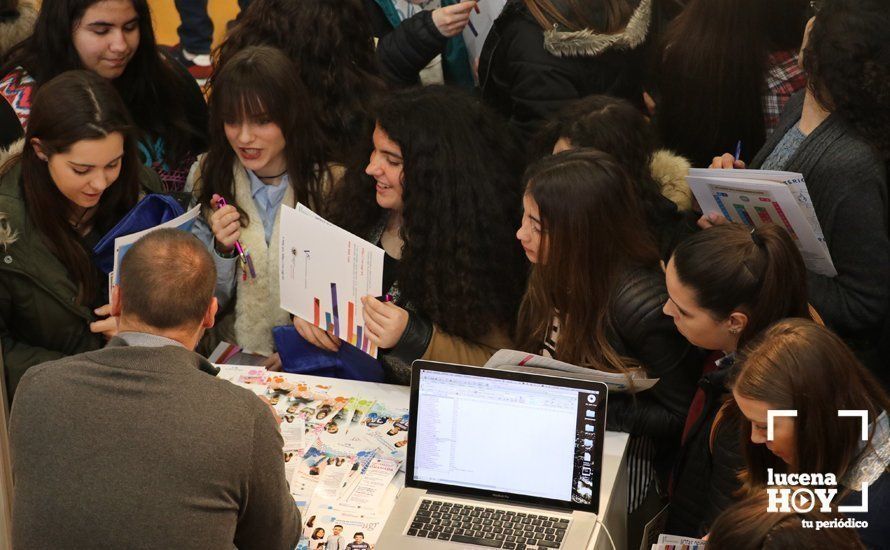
[763, 49, 807, 133]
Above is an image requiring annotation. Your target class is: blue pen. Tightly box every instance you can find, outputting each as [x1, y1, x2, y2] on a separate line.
[733, 140, 742, 161]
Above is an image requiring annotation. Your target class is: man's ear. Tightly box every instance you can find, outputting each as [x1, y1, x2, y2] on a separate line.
[30, 138, 49, 162]
[202, 297, 218, 329]
[110, 284, 122, 317]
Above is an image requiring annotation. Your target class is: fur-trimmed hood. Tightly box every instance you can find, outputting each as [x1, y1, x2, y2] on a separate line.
[544, 0, 651, 57]
[0, 1, 37, 57]
[0, 138, 24, 248]
[650, 149, 692, 212]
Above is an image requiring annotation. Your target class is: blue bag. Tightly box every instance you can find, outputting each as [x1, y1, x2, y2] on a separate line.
[92, 194, 186, 274]
[273, 325, 385, 382]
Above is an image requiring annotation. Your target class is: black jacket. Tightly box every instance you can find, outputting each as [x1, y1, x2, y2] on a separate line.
[370, 6, 449, 87]
[666, 362, 745, 537]
[751, 92, 890, 372]
[605, 266, 701, 476]
[478, 0, 650, 141]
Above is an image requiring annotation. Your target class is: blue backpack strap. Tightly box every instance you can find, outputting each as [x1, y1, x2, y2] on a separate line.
[0, 66, 36, 129]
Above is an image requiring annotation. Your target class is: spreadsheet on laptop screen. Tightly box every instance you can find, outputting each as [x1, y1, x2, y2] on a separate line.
[413, 369, 603, 505]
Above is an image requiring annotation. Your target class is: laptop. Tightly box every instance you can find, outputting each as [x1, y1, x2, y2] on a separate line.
[377, 360, 608, 549]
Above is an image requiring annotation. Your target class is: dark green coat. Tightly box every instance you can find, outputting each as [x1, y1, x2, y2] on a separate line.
[0, 160, 162, 399]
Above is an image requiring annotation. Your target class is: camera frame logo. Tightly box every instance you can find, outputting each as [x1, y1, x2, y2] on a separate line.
[765, 409, 870, 528]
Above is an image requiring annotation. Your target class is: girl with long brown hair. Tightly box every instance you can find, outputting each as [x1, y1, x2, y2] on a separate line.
[0, 70, 160, 399]
[188, 46, 332, 366]
[514, 148, 699, 546]
[732, 319, 890, 547]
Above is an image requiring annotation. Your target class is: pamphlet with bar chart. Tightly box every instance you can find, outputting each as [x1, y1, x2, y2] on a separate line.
[687, 169, 836, 277]
[279, 204, 385, 358]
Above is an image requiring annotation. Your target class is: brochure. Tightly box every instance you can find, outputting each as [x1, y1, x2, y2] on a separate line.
[687, 168, 836, 276]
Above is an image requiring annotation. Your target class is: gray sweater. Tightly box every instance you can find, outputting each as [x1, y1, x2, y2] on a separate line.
[10, 337, 300, 550]
[751, 92, 890, 349]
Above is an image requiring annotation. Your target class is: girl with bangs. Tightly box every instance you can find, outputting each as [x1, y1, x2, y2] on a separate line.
[188, 46, 333, 368]
[514, 149, 699, 548]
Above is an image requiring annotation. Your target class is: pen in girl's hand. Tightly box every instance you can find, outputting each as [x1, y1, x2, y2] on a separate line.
[375, 294, 393, 302]
[733, 140, 742, 161]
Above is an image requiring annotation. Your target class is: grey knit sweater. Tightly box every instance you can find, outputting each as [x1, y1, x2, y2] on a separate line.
[10, 337, 300, 550]
[751, 92, 890, 349]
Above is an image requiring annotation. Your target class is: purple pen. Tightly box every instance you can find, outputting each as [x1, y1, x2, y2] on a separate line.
[214, 197, 257, 279]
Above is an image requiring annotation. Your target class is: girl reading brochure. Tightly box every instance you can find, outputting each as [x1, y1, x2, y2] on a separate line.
[513, 148, 699, 549]
[0, 70, 161, 399]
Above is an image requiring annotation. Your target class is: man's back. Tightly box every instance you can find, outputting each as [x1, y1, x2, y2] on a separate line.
[10, 339, 299, 550]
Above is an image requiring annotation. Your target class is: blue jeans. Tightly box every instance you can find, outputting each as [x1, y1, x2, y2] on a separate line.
[174, 0, 251, 54]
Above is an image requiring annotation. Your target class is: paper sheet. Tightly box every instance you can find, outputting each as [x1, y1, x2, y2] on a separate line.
[484, 349, 659, 393]
[111, 204, 201, 284]
[279, 204, 385, 358]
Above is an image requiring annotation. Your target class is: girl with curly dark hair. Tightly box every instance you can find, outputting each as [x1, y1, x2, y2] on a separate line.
[708, 0, 890, 375]
[294, 85, 528, 385]
[514, 149, 698, 548]
[187, 46, 333, 364]
[212, 0, 386, 166]
[0, 0, 208, 192]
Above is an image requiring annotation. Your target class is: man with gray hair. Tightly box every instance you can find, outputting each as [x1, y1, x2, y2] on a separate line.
[10, 229, 299, 549]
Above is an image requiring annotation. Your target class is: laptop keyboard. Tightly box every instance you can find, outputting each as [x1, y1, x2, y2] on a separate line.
[407, 498, 569, 549]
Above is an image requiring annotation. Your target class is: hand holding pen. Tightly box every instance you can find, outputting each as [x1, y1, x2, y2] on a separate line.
[210, 193, 256, 279]
[709, 141, 747, 170]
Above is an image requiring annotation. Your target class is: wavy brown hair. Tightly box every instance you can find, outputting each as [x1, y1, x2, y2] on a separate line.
[732, 319, 890, 496]
[515, 149, 661, 373]
[524, 0, 636, 33]
[196, 46, 329, 223]
[20, 70, 141, 304]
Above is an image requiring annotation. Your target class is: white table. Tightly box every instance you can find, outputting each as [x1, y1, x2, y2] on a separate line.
[219, 367, 630, 550]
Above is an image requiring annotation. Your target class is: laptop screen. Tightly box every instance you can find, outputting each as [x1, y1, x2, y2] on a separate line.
[406, 362, 607, 513]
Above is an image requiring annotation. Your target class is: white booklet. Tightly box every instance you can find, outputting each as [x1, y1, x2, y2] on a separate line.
[108, 204, 201, 288]
[687, 169, 836, 276]
[483, 349, 659, 393]
[278, 204, 385, 358]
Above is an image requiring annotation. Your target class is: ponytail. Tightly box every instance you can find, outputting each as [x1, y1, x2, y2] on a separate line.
[671, 223, 811, 343]
[739, 225, 810, 346]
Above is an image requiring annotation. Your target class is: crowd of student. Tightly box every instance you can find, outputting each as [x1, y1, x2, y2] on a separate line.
[0, 0, 887, 547]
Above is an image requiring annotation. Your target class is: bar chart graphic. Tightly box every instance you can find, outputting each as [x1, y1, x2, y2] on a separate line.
[312, 282, 378, 357]
[280, 204, 385, 358]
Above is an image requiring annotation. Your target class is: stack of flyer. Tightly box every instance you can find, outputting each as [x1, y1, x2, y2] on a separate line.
[216, 366, 407, 550]
[687, 169, 836, 276]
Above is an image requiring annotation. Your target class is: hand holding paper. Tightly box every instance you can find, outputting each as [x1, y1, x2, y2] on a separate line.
[293, 316, 341, 353]
[89, 303, 118, 340]
[360, 296, 409, 349]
